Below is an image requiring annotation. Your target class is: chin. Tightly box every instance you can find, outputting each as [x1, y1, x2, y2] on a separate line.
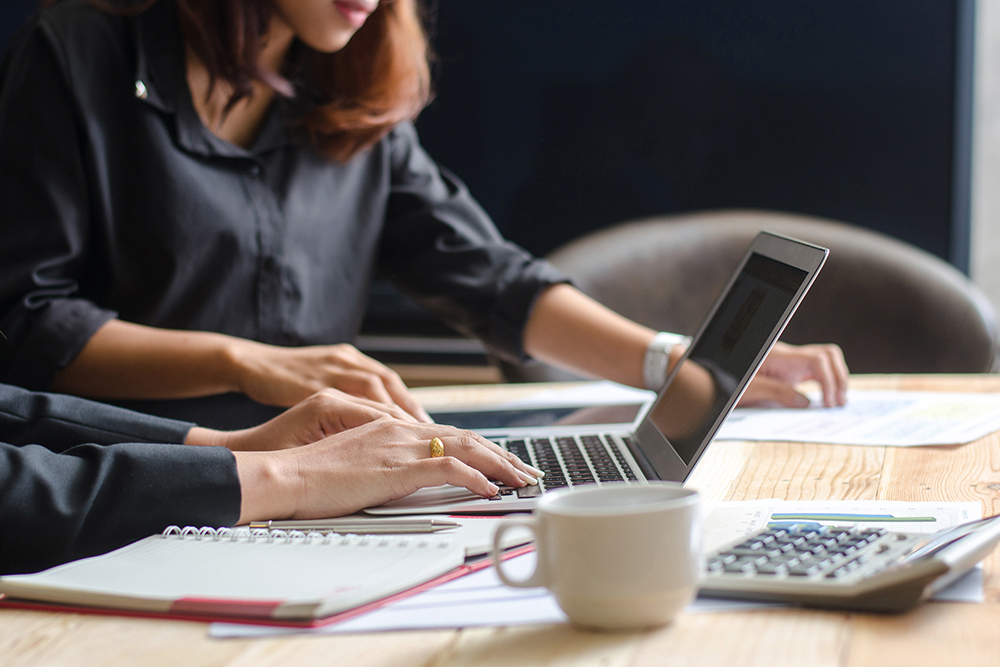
[306, 30, 358, 53]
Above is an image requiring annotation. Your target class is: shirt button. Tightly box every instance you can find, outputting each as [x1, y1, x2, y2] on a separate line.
[248, 164, 261, 177]
[134, 80, 148, 99]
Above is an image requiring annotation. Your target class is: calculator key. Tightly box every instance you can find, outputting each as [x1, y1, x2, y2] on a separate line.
[724, 560, 759, 574]
[811, 558, 834, 572]
[721, 547, 780, 558]
[736, 539, 766, 550]
[756, 562, 789, 576]
[788, 563, 822, 576]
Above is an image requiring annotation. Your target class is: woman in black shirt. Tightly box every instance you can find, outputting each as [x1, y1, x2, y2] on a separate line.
[0, 0, 848, 428]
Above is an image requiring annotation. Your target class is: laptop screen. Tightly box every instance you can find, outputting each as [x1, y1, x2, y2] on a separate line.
[645, 252, 808, 467]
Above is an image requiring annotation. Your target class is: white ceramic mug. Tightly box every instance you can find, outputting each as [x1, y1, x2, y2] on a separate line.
[491, 482, 701, 630]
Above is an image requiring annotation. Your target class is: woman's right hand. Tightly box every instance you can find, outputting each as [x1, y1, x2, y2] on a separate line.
[233, 420, 546, 523]
[227, 339, 432, 423]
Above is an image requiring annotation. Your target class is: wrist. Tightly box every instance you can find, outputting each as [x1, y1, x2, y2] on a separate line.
[217, 336, 263, 395]
[233, 451, 300, 523]
[184, 426, 225, 447]
[642, 332, 692, 390]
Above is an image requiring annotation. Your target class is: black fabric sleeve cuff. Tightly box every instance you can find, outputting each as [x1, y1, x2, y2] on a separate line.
[2, 299, 117, 391]
[486, 258, 573, 363]
[0, 442, 241, 575]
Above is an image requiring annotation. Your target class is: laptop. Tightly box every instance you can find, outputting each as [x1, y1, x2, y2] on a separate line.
[367, 231, 828, 515]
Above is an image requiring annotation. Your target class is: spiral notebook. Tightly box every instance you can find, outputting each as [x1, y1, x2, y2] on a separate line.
[0, 526, 467, 626]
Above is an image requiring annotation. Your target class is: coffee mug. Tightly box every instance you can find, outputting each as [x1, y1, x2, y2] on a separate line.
[491, 482, 702, 630]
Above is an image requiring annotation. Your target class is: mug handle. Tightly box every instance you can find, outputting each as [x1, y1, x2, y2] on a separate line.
[492, 518, 547, 588]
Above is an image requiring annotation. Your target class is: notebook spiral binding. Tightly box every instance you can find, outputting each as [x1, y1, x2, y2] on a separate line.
[160, 525, 452, 548]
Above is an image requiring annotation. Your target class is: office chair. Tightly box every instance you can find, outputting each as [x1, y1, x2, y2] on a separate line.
[502, 209, 1000, 381]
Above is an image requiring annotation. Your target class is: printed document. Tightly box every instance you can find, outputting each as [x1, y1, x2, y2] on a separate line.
[717, 390, 1000, 446]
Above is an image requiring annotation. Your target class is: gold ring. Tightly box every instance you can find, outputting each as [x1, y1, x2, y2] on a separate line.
[429, 437, 445, 458]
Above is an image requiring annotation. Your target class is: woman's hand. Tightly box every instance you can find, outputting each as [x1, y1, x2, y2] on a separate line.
[233, 421, 546, 523]
[740, 342, 849, 408]
[185, 388, 419, 451]
[227, 340, 432, 422]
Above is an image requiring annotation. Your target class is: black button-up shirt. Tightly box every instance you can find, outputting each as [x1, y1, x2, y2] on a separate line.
[0, 0, 567, 392]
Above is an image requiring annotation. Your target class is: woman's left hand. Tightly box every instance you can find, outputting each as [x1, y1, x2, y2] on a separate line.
[740, 342, 849, 408]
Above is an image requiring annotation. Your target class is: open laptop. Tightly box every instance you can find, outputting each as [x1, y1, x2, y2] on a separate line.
[367, 231, 828, 515]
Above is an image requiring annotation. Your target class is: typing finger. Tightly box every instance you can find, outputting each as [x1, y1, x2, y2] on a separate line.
[433, 433, 536, 488]
[406, 456, 500, 498]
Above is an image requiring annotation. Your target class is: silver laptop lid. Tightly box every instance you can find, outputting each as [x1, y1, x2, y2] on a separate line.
[629, 231, 828, 482]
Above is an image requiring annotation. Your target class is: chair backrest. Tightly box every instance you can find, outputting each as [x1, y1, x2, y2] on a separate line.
[504, 210, 999, 381]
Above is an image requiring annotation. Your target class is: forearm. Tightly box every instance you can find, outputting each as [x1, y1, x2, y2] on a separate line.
[522, 284, 657, 388]
[51, 319, 245, 401]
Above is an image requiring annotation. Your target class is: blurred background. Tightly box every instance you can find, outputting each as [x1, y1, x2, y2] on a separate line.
[3, 0, 999, 374]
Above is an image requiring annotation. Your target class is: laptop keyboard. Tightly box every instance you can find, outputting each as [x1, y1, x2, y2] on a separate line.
[500, 434, 639, 496]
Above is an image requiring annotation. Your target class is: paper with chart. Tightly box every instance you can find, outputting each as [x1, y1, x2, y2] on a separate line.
[209, 499, 982, 638]
[716, 390, 1000, 446]
[702, 499, 981, 553]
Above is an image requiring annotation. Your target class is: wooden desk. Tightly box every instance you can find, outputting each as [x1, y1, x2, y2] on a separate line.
[4, 375, 1000, 666]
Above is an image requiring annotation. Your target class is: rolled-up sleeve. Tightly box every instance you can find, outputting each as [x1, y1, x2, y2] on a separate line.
[0, 18, 117, 390]
[380, 122, 571, 362]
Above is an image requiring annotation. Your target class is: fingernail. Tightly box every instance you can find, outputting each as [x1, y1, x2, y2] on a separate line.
[487, 483, 499, 495]
[517, 470, 538, 486]
[526, 464, 545, 478]
[793, 393, 810, 408]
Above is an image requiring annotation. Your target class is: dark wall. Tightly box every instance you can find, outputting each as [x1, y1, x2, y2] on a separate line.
[416, 1, 972, 271]
[0, 0, 36, 56]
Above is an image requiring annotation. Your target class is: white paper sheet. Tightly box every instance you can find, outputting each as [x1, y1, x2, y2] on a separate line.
[209, 551, 775, 639]
[717, 390, 1000, 446]
[210, 500, 983, 639]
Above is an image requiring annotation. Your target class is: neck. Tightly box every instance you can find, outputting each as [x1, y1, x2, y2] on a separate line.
[184, 16, 296, 148]
[259, 16, 296, 79]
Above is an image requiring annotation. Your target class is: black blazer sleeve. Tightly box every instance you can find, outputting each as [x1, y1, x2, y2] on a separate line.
[0, 384, 242, 575]
[0, 383, 195, 451]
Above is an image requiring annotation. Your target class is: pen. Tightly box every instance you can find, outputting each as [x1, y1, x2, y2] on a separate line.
[248, 518, 461, 534]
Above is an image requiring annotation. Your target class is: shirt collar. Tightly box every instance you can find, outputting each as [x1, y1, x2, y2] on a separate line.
[132, 0, 299, 158]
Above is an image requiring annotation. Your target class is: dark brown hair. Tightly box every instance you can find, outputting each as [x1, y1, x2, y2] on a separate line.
[62, 0, 432, 161]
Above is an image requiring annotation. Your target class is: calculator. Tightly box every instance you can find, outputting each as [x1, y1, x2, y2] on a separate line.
[700, 515, 1000, 612]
